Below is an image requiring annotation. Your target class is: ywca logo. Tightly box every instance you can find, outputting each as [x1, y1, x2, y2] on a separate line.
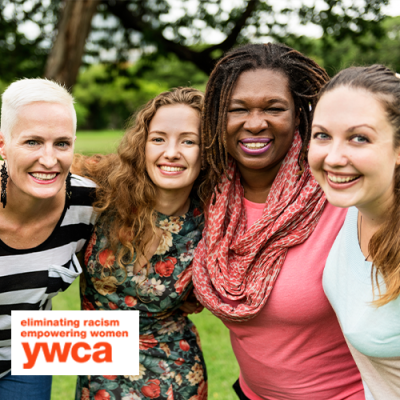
[22, 342, 112, 369]
[12, 311, 139, 375]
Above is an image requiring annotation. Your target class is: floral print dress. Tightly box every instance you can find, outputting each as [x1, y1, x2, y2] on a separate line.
[76, 200, 207, 400]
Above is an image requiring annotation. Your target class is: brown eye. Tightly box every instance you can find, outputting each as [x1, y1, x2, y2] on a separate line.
[228, 108, 246, 113]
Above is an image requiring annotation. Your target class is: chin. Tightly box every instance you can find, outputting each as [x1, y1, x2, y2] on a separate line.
[324, 194, 356, 209]
[31, 187, 64, 200]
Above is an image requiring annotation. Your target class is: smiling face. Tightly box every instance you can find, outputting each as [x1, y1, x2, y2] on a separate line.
[0, 102, 75, 202]
[145, 104, 201, 197]
[226, 68, 299, 177]
[309, 86, 400, 212]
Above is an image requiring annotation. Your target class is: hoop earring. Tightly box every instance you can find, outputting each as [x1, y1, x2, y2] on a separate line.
[66, 172, 72, 209]
[1, 163, 8, 208]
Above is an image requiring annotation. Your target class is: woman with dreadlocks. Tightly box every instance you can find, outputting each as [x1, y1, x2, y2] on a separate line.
[193, 43, 364, 399]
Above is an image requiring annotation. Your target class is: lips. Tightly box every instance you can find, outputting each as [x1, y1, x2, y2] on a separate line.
[327, 173, 360, 183]
[157, 164, 186, 175]
[239, 138, 272, 155]
[28, 172, 60, 185]
[159, 166, 185, 172]
[325, 171, 362, 190]
[29, 172, 59, 181]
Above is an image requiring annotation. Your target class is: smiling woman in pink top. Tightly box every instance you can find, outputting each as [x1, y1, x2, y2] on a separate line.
[193, 43, 365, 399]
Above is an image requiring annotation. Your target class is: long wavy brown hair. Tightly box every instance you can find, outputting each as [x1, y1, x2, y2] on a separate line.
[74, 87, 205, 272]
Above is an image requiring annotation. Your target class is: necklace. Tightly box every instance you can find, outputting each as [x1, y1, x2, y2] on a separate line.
[358, 214, 370, 261]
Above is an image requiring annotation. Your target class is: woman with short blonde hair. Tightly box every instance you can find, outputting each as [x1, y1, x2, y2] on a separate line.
[0, 78, 96, 399]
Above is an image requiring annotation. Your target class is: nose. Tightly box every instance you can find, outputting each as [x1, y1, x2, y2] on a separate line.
[163, 140, 181, 160]
[324, 140, 348, 167]
[39, 144, 57, 169]
[243, 110, 268, 134]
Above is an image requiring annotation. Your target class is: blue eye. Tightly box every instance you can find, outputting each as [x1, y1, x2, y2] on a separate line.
[313, 132, 330, 140]
[152, 138, 164, 143]
[352, 135, 368, 144]
[27, 140, 38, 146]
[183, 140, 195, 145]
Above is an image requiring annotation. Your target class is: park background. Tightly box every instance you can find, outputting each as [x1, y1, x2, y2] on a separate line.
[1, 0, 400, 398]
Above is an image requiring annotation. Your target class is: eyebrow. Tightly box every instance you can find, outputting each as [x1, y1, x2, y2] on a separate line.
[148, 130, 199, 136]
[312, 124, 377, 133]
[347, 124, 377, 133]
[19, 134, 73, 141]
[230, 97, 288, 105]
[312, 124, 328, 131]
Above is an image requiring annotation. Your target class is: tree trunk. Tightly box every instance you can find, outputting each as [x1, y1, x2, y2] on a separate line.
[44, 0, 98, 89]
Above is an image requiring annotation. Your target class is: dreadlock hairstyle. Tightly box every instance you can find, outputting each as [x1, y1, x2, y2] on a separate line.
[73, 87, 204, 274]
[199, 43, 329, 203]
[316, 65, 400, 307]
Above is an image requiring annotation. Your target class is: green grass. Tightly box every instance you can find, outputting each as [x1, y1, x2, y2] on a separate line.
[51, 130, 240, 399]
[75, 130, 124, 155]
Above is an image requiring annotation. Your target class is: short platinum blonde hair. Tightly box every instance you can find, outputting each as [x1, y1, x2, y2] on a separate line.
[0, 78, 77, 141]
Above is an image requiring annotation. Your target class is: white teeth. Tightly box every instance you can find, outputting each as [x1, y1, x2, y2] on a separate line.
[328, 174, 360, 183]
[159, 166, 185, 172]
[242, 142, 268, 149]
[30, 173, 57, 180]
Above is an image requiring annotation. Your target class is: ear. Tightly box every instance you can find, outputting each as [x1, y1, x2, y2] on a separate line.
[0, 132, 7, 161]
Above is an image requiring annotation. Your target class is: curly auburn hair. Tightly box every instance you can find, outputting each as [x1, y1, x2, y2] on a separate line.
[199, 42, 329, 202]
[74, 87, 204, 272]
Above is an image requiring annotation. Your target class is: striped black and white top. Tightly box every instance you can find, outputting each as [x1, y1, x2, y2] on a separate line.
[0, 175, 96, 377]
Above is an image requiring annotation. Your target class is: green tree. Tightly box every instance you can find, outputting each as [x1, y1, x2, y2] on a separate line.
[73, 54, 208, 129]
[284, 15, 400, 76]
[0, 0, 391, 88]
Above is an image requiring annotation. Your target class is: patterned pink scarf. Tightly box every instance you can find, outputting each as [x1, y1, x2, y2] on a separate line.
[193, 132, 326, 322]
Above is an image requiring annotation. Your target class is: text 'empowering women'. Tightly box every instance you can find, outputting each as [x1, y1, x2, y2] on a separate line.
[11, 311, 139, 375]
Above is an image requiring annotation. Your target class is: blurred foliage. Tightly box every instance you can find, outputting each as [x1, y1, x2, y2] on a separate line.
[0, 0, 398, 130]
[71, 15, 400, 130]
[0, 0, 390, 77]
[0, 0, 59, 81]
[73, 53, 208, 129]
[285, 15, 400, 76]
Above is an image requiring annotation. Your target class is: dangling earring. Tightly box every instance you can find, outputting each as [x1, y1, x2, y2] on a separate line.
[1, 163, 8, 208]
[65, 172, 72, 209]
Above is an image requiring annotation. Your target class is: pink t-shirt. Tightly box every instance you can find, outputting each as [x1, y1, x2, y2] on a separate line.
[221, 200, 364, 400]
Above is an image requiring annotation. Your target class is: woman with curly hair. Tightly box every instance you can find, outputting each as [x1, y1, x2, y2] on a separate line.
[192, 43, 364, 399]
[74, 87, 207, 400]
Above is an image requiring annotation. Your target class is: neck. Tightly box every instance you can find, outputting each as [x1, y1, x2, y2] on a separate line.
[358, 190, 394, 232]
[154, 187, 192, 216]
[2, 182, 64, 224]
[239, 161, 282, 203]
[357, 190, 394, 260]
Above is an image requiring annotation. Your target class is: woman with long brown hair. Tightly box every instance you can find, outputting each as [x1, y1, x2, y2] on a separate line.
[193, 43, 364, 399]
[309, 65, 400, 400]
[74, 87, 207, 400]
